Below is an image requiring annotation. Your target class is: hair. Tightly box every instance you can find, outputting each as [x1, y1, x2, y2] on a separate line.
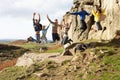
[81, 7, 84, 11]
[55, 19, 58, 22]
[97, 8, 102, 13]
[42, 25, 46, 29]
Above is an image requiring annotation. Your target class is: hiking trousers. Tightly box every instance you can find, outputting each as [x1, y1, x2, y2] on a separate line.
[95, 22, 102, 30]
[80, 20, 87, 31]
[36, 34, 41, 43]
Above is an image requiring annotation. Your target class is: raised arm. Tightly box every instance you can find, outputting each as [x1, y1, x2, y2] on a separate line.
[38, 13, 41, 22]
[45, 24, 50, 30]
[101, 9, 105, 15]
[62, 19, 66, 26]
[33, 12, 36, 20]
[47, 15, 54, 24]
[92, 9, 96, 16]
[33, 12, 36, 24]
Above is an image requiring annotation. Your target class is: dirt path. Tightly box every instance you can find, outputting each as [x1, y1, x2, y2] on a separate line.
[15, 53, 73, 67]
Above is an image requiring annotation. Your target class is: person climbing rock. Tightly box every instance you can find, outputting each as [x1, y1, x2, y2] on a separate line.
[70, 7, 90, 39]
[92, 5, 106, 31]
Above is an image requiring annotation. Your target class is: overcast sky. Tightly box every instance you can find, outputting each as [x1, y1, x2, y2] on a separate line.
[0, 0, 73, 40]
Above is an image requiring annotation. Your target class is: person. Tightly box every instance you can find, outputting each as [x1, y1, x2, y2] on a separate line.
[70, 7, 90, 39]
[26, 36, 37, 42]
[92, 6, 105, 31]
[74, 43, 89, 53]
[47, 15, 60, 43]
[33, 12, 42, 43]
[61, 32, 73, 46]
[61, 19, 73, 46]
[41, 24, 50, 43]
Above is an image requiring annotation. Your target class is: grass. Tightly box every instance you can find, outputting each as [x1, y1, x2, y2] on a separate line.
[86, 41, 120, 80]
[46, 47, 63, 53]
[20, 42, 41, 52]
[19, 42, 64, 53]
[1, 40, 120, 80]
[0, 66, 28, 80]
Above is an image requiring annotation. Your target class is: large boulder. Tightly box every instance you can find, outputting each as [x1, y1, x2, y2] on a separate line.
[62, 0, 120, 42]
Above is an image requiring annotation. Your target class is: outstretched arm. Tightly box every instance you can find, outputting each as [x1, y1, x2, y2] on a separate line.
[70, 12, 81, 15]
[85, 11, 90, 16]
[47, 15, 54, 24]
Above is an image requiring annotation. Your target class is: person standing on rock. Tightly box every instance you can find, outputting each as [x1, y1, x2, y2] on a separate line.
[33, 12, 42, 43]
[70, 7, 90, 39]
[47, 15, 61, 43]
[92, 6, 106, 31]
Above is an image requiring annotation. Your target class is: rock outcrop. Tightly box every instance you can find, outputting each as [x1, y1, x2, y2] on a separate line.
[62, 0, 120, 42]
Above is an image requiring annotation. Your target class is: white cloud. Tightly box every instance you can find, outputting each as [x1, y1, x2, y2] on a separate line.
[0, 0, 73, 39]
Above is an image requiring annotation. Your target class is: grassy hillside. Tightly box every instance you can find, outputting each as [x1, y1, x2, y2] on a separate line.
[0, 40, 120, 80]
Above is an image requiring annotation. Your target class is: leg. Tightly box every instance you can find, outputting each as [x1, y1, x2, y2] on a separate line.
[44, 37, 48, 43]
[96, 22, 102, 30]
[62, 36, 68, 45]
[36, 34, 41, 43]
[52, 33, 56, 42]
[68, 39, 73, 44]
[30, 37, 37, 42]
[56, 33, 60, 41]
[78, 20, 87, 39]
[78, 29, 85, 39]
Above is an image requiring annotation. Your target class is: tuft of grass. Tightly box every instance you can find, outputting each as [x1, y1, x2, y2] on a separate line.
[46, 47, 63, 53]
[20, 42, 41, 52]
[19, 42, 64, 53]
[0, 66, 27, 80]
[0, 65, 36, 80]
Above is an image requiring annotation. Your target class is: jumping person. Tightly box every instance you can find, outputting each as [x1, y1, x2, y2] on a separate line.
[27, 36, 37, 43]
[92, 6, 105, 31]
[61, 19, 73, 46]
[41, 24, 50, 43]
[33, 12, 42, 43]
[70, 7, 90, 39]
[47, 15, 60, 43]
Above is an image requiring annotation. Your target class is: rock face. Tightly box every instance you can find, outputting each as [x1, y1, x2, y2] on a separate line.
[62, 0, 120, 42]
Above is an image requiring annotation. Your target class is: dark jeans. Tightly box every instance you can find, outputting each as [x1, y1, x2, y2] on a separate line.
[96, 22, 102, 30]
[36, 34, 41, 43]
[61, 36, 73, 45]
[52, 33, 60, 42]
[27, 36, 37, 42]
[78, 20, 87, 39]
[80, 20, 87, 31]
